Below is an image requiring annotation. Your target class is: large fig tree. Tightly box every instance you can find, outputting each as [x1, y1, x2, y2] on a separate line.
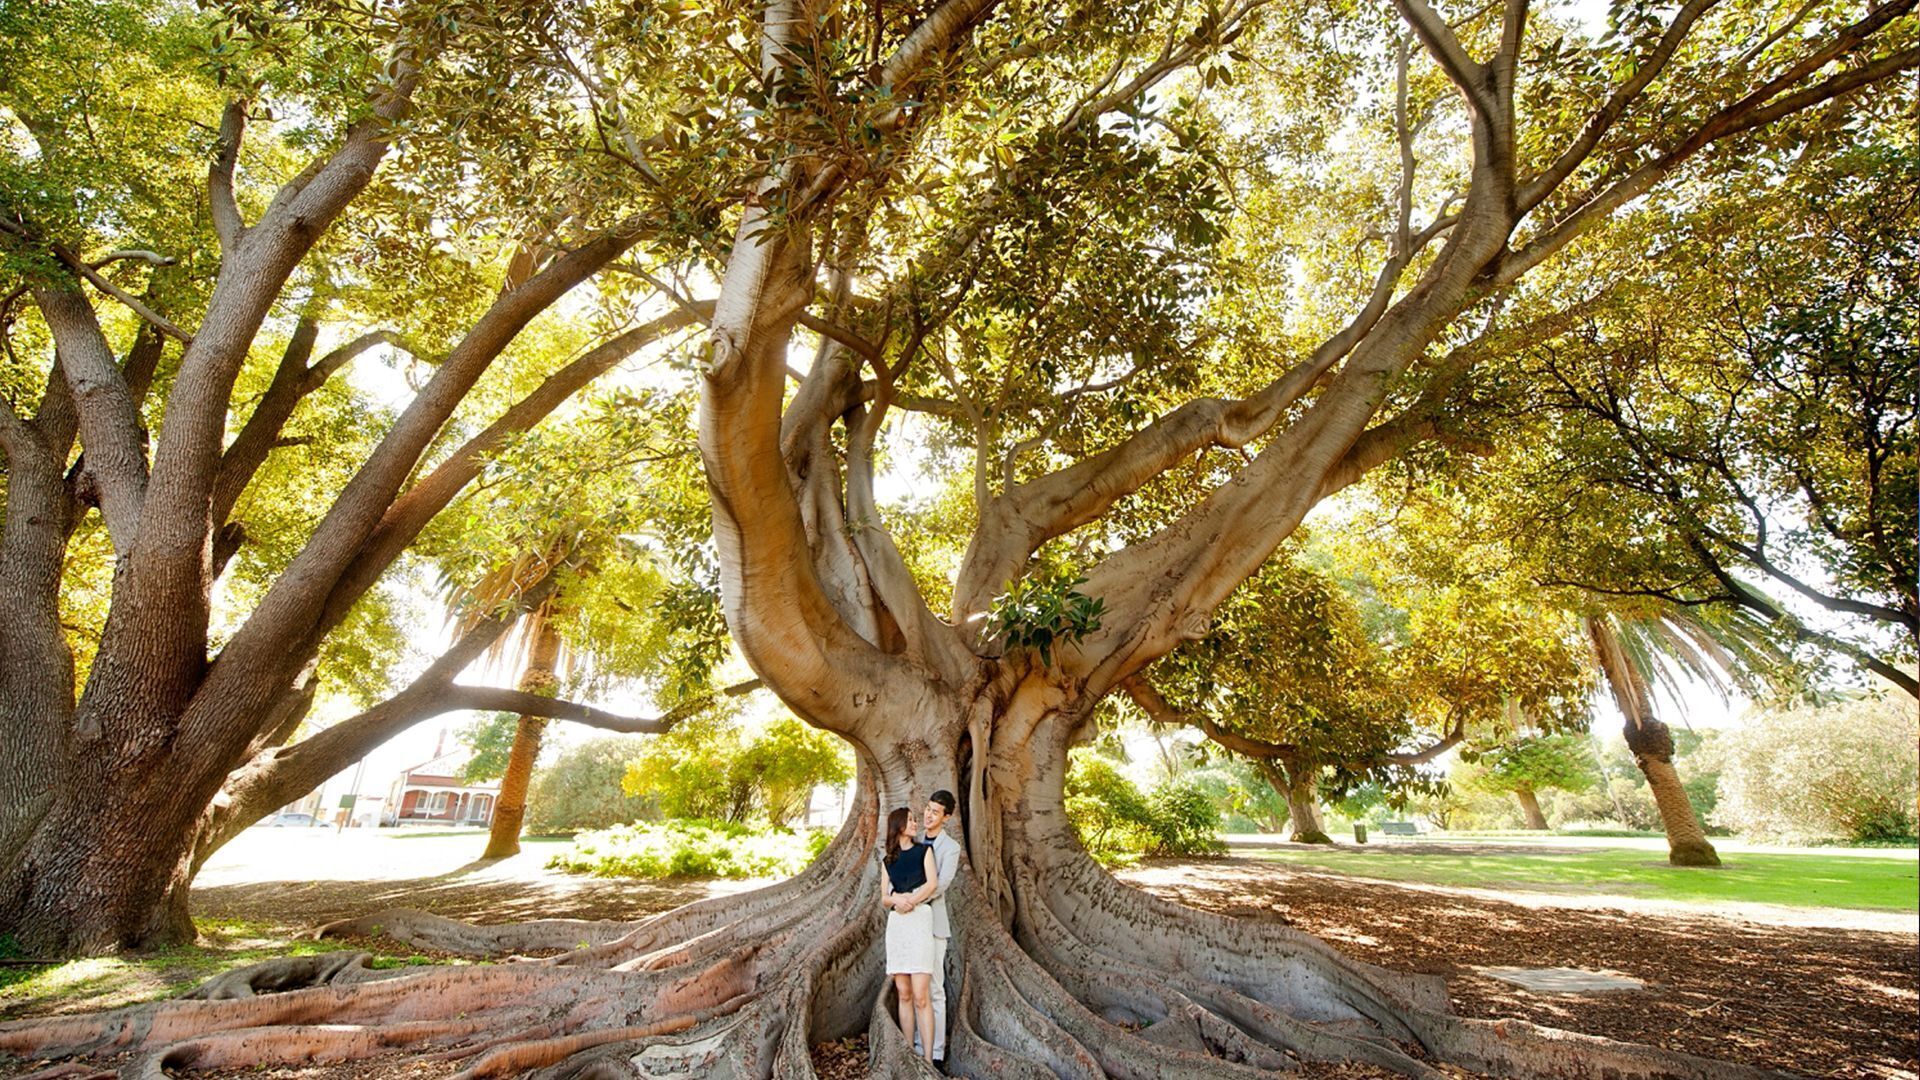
[3, 0, 1915, 1075]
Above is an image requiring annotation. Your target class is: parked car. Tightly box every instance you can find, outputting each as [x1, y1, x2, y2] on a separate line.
[259, 812, 317, 828]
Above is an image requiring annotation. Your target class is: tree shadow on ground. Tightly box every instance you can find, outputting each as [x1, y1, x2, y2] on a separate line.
[193, 870, 747, 935]
[1119, 857, 1918, 1080]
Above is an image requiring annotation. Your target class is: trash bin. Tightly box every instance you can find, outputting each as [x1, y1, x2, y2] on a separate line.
[1353, 823, 1368, 844]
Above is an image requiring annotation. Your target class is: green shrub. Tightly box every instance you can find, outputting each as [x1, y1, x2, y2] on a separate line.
[525, 736, 656, 834]
[1144, 779, 1226, 857]
[1065, 752, 1224, 865]
[548, 820, 832, 880]
[1065, 756, 1156, 865]
[1716, 692, 1918, 843]
[622, 714, 853, 826]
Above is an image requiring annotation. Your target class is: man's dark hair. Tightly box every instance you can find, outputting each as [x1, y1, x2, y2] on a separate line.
[929, 790, 957, 814]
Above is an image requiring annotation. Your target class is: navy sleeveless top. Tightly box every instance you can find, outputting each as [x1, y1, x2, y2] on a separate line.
[886, 841, 930, 894]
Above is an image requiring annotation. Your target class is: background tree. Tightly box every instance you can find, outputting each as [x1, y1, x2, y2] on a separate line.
[525, 735, 657, 835]
[1582, 608, 1749, 864]
[439, 393, 745, 859]
[1715, 689, 1918, 842]
[1456, 733, 1599, 830]
[1125, 555, 1429, 843]
[734, 717, 858, 827]
[1128, 523, 1591, 843]
[5, 0, 1915, 1075]
[1343, 451, 1799, 864]
[621, 713, 852, 826]
[1501, 144, 1918, 696]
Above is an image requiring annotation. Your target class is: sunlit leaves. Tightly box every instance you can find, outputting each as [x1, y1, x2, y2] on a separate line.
[987, 566, 1106, 666]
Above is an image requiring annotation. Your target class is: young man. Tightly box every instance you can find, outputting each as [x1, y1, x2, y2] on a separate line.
[918, 789, 962, 1062]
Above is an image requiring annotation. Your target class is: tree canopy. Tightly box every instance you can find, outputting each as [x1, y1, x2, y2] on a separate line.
[2, 0, 1915, 1075]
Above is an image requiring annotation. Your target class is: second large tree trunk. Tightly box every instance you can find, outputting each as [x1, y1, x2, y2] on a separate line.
[1259, 760, 1333, 844]
[1513, 786, 1549, 831]
[482, 618, 562, 860]
[0, 758, 209, 953]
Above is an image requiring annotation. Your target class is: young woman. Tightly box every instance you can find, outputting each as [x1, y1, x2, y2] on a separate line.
[881, 805, 939, 1061]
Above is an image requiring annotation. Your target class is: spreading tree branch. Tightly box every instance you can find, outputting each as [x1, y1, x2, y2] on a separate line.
[209, 100, 247, 251]
[306, 304, 701, 649]
[212, 327, 413, 528]
[30, 284, 149, 554]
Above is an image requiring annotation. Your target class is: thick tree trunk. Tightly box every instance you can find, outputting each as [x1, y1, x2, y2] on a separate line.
[484, 618, 562, 860]
[1, 760, 209, 953]
[1259, 760, 1333, 844]
[0, 399, 77, 872]
[1514, 786, 1549, 831]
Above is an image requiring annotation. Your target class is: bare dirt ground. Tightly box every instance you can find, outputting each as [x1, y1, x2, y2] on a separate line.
[8, 832, 1915, 1078]
[1116, 858, 1918, 1080]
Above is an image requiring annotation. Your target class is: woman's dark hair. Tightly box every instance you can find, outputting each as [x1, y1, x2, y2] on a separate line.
[883, 807, 913, 865]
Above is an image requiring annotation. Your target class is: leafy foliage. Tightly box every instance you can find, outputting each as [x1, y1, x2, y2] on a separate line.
[457, 713, 523, 784]
[1457, 734, 1599, 798]
[986, 568, 1106, 666]
[729, 718, 856, 827]
[621, 714, 853, 827]
[1715, 692, 1919, 843]
[524, 736, 655, 835]
[548, 820, 833, 881]
[1478, 144, 1919, 691]
[1064, 751, 1224, 866]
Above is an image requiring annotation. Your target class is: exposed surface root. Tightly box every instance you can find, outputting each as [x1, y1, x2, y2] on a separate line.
[183, 951, 390, 1000]
[313, 909, 633, 957]
[994, 847, 1801, 1080]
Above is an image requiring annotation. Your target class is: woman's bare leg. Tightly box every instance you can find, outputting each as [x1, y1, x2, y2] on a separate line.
[894, 973, 915, 1039]
[910, 972, 934, 1061]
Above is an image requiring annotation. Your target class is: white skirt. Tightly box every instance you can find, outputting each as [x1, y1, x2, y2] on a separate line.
[885, 905, 935, 974]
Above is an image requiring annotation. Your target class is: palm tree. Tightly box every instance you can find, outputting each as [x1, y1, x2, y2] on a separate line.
[449, 541, 579, 860]
[1582, 604, 1787, 867]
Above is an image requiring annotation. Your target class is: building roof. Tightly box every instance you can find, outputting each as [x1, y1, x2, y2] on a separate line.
[397, 749, 501, 790]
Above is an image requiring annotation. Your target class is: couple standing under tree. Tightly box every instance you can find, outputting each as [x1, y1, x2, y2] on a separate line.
[881, 790, 961, 1064]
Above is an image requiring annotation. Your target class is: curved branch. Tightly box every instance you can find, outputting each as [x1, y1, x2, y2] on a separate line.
[200, 229, 660, 741]
[1393, 0, 1493, 116]
[1514, 0, 1717, 215]
[31, 283, 148, 554]
[128, 39, 426, 674]
[952, 249, 1414, 621]
[210, 100, 247, 251]
[1499, 16, 1920, 286]
[55, 244, 191, 343]
[440, 677, 764, 734]
[212, 329, 411, 528]
[304, 306, 698, 653]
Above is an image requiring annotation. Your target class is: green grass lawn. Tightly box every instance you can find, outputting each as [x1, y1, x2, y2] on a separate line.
[0, 919, 446, 1020]
[1252, 844, 1919, 911]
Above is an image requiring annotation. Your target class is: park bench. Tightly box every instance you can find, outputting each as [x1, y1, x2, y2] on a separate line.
[1379, 821, 1419, 836]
